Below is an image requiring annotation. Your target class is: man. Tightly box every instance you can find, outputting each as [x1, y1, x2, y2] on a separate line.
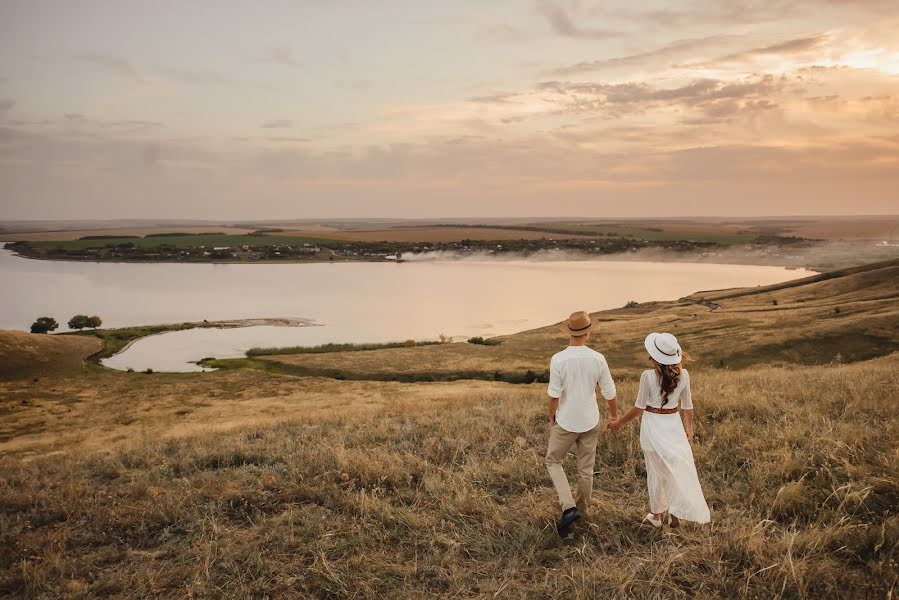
[545, 310, 618, 536]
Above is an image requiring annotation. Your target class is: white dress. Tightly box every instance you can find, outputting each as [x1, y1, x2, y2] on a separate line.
[636, 369, 711, 523]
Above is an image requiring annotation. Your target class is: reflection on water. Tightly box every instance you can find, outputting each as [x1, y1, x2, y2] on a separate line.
[0, 247, 813, 372]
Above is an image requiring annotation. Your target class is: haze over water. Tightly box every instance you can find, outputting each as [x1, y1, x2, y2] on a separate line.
[1, 247, 813, 371]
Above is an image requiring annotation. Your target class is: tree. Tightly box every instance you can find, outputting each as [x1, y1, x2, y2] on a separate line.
[68, 314, 93, 330]
[88, 315, 102, 328]
[30, 317, 59, 334]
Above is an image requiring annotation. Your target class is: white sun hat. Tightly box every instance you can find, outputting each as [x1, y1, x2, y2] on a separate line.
[644, 332, 682, 365]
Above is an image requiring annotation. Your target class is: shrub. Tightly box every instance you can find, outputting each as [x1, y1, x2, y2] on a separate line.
[834, 307, 841, 314]
[88, 315, 102, 328]
[30, 316, 59, 334]
[624, 300, 639, 309]
[144, 368, 154, 374]
[404, 339, 416, 347]
[772, 298, 779, 305]
[467, 336, 499, 346]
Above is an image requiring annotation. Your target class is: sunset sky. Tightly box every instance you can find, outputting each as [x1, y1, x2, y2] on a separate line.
[1, 1, 897, 220]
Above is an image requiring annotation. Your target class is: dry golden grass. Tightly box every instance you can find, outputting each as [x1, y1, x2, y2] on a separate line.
[0, 331, 100, 379]
[0, 356, 896, 598]
[1, 260, 897, 597]
[0, 369, 514, 460]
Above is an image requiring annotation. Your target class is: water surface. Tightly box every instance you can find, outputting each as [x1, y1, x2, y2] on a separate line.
[0, 247, 813, 371]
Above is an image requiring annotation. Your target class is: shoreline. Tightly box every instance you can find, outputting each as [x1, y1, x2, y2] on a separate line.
[1, 244, 830, 272]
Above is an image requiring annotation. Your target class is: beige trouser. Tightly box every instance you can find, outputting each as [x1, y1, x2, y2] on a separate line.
[545, 422, 600, 513]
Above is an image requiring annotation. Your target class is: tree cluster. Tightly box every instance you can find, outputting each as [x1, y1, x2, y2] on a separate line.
[29, 314, 102, 334]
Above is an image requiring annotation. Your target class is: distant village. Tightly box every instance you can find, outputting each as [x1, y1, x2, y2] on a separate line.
[4, 235, 731, 264]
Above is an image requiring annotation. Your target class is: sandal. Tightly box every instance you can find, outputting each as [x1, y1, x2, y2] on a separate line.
[642, 513, 663, 528]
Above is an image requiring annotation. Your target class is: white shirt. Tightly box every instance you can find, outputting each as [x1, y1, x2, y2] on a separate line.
[547, 346, 617, 433]
[635, 369, 693, 410]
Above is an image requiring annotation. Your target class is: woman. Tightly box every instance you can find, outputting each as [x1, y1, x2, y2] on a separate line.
[608, 332, 710, 527]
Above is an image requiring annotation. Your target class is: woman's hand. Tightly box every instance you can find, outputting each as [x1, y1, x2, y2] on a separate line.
[607, 418, 621, 432]
[686, 429, 694, 442]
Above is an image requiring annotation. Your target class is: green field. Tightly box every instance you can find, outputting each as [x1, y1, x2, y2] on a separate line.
[542, 222, 754, 244]
[32, 234, 338, 250]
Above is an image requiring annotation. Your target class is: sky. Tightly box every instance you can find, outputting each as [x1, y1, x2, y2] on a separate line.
[0, 0, 898, 220]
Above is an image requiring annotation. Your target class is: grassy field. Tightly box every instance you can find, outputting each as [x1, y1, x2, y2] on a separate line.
[0, 330, 100, 379]
[539, 222, 757, 244]
[0, 357, 895, 598]
[0, 260, 897, 598]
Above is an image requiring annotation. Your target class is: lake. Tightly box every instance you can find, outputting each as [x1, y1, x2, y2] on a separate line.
[0, 247, 814, 372]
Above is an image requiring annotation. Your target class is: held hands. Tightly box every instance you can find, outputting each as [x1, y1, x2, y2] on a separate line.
[607, 418, 621, 432]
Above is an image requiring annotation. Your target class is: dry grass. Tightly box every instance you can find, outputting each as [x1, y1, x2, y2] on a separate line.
[0, 331, 100, 379]
[1, 260, 897, 597]
[1, 357, 896, 598]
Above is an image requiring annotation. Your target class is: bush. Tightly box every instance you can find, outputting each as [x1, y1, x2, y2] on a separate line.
[772, 298, 779, 305]
[624, 300, 639, 309]
[467, 336, 499, 346]
[30, 316, 59, 334]
[404, 339, 416, 347]
[88, 315, 102, 328]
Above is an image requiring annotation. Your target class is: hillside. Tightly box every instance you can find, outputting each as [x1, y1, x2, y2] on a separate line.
[0, 330, 101, 379]
[1, 356, 896, 598]
[0, 260, 897, 597]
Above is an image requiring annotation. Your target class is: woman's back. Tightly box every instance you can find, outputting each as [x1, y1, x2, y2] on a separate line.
[636, 368, 692, 409]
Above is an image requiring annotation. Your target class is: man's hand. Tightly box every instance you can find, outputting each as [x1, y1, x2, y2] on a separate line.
[607, 418, 621, 432]
[547, 396, 559, 425]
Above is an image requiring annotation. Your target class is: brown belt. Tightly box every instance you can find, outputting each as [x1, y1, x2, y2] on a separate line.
[644, 406, 678, 415]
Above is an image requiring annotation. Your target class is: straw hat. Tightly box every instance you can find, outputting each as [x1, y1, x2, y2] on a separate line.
[644, 332, 682, 365]
[560, 311, 594, 336]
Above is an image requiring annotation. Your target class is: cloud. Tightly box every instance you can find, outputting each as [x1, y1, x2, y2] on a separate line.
[74, 52, 232, 87]
[108, 120, 165, 129]
[536, 0, 622, 39]
[468, 92, 519, 104]
[535, 74, 784, 119]
[265, 136, 310, 143]
[257, 47, 303, 68]
[712, 34, 829, 64]
[473, 23, 533, 43]
[154, 66, 226, 85]
[550, 35, 738, 75]
[262, 119, 293, 129]
[75, 53, 145, 82]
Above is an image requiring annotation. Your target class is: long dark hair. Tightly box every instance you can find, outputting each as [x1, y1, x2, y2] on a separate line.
[652, 359, 682, 407]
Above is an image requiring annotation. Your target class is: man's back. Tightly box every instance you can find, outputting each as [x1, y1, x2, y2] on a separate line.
[548, 346, 616, 433]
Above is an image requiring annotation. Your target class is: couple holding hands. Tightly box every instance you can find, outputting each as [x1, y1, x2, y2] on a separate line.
[545, 311, 711, 536]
